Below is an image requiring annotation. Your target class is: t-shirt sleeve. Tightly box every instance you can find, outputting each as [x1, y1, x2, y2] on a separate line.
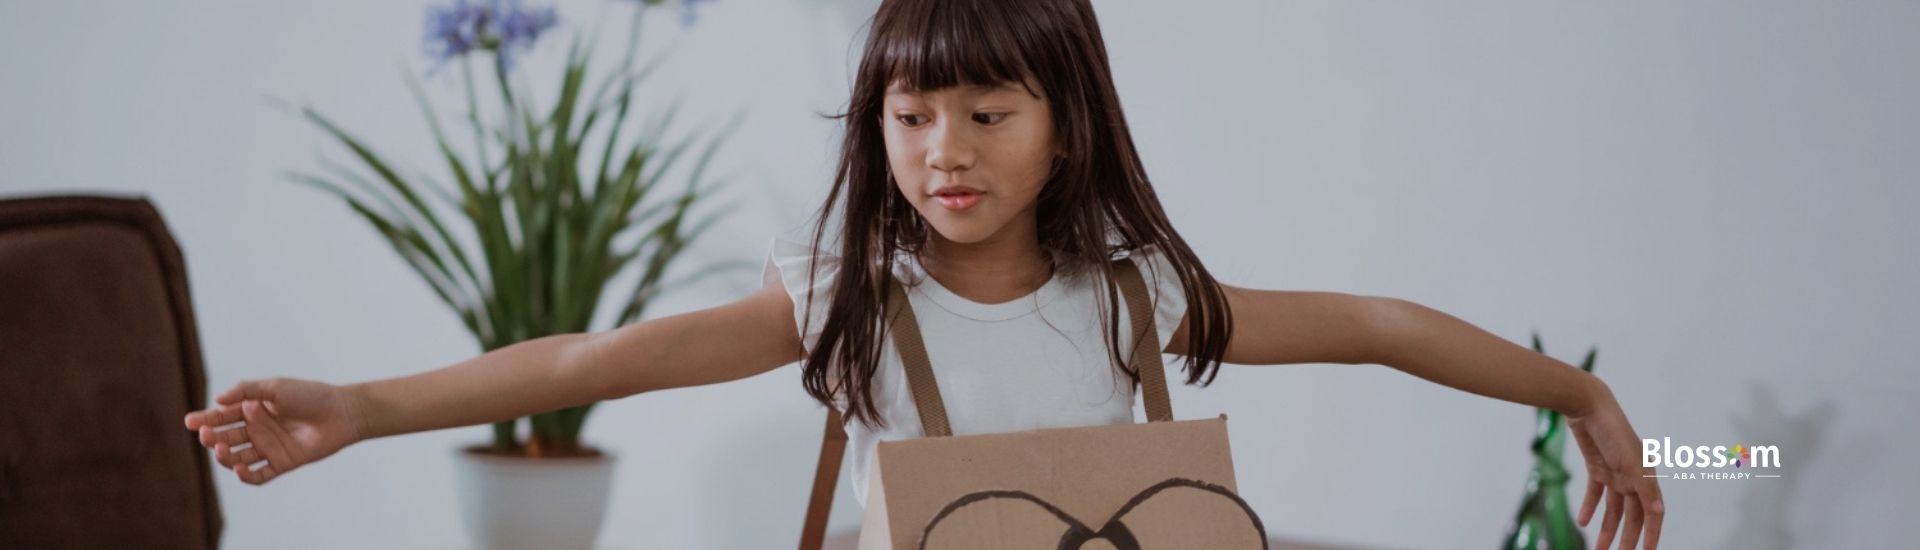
[1126, 243, 1190, 354]
[759, 234, 840, 357]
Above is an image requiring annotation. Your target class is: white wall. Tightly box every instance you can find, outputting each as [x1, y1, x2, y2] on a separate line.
[3, 1, 1912, 548]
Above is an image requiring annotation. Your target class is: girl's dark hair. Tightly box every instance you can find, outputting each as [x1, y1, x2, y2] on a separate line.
[803, 0, 1234, 430]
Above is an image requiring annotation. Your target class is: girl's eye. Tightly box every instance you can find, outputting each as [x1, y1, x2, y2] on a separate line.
[894, 112, 1006, 127]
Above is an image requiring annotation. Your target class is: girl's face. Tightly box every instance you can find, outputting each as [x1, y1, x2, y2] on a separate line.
[881, 77, 1060, 246]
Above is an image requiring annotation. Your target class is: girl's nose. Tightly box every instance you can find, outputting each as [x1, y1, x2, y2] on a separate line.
[924, 120, 976, 173]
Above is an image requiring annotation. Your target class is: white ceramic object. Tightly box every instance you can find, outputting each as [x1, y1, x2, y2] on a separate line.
[452, 446, 617, 550]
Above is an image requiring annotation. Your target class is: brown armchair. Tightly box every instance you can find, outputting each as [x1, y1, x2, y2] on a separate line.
[0, 195, 223, 549]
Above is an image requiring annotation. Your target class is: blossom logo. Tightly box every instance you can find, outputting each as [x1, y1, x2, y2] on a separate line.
[1642, 437, 1783, 480]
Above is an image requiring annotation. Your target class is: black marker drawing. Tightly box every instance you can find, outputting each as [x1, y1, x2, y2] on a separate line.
[916, 477, 1269, 550]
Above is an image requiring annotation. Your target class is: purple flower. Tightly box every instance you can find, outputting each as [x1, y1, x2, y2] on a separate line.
[424, 0, 487, 63]
[631, 0, 716, 28]
[676, 0, 715, 27]
[423, 0, 558, 73]
[493, 1, 557, 70]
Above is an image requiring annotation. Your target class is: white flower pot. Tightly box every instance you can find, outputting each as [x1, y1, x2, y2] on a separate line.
[452, 445, 617, 550]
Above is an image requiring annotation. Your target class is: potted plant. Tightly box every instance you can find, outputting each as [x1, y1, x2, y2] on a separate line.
[284, 1, 739, 548]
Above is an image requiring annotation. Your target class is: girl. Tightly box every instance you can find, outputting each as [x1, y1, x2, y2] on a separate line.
[185, 0, 1664, 547]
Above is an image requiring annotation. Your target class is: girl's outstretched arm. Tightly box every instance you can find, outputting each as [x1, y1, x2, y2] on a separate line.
[184, 280, 803, 485]
[1166, 285, 1664, 550]
[351, 281, 804, 439]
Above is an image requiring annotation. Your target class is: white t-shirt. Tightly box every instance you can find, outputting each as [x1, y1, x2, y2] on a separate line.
[758, 231, 1190, 510]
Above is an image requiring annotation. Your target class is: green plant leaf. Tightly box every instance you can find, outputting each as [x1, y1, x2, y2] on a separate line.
[287, 172, 484, 338]
[301, 106, 484, 319]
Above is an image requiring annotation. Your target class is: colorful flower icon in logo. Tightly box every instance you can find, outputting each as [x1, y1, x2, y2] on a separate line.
[1729, 444, 1749, 468]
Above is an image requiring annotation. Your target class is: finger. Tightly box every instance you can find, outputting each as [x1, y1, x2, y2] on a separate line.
[214, 442, 263, 468]
[1596, 488, 1625, 550]
[1619, 493, 1644, 550]
[184, 405, 244, 430]
[213, 442, 235, 467]
[1639, 479, 1666, 549]
[235, 460, 279, 486]
[221, 423, 250, 446]
[1578, 478, 1604, 526]
[216, 379, 278, 406]
[199, 423, 249, 448]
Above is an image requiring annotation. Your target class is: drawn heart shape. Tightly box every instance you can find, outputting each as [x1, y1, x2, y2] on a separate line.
[917, 477, 1269, 550]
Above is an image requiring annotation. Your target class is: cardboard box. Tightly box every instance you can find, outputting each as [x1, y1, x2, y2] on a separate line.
[860, 414, 1267, 549]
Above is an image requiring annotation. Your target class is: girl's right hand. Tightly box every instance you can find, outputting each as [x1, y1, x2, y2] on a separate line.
[181, 377, 364, 485]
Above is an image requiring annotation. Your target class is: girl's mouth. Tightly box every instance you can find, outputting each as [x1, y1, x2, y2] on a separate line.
[935, 193, 981, 210]
[936, 193, 983, 210]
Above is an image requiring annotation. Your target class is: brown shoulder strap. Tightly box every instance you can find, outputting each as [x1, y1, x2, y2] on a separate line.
[887, 277, 954, 437]
[798, 408, 846, 550]
[797, 255, 1175, 549]
[1113, 256, 1176, 423]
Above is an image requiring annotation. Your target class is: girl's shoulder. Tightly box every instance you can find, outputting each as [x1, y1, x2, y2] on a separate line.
[760, 229, 925, 292]
[760, 231, 839, 344]
[1066, 242, 1181, 295]
[758, 229, 913, 355]
[1104, 242, 1190, 354]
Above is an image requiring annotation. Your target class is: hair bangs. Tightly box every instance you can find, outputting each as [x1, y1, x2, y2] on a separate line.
[873, 0, 1039, 96]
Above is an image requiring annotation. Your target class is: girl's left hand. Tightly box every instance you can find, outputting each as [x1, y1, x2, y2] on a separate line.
[1565, 383, 1666, 550]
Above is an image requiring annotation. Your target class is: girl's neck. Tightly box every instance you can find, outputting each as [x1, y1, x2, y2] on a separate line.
[919, 228, 1054, 306]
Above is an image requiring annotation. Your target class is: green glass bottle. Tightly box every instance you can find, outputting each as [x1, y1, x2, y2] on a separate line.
[1500, 333, 1595, 550]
